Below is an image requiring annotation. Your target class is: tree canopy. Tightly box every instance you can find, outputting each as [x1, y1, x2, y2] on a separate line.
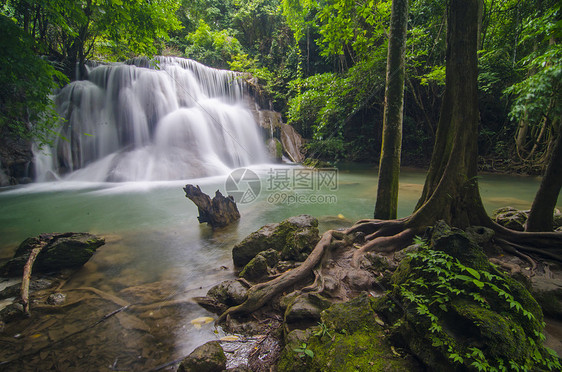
[0, 0, 560, 179]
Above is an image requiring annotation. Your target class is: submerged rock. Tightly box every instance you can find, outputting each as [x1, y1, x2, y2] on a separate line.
[177, 340, 226, 372]
[232, 215, 319, 267]
[1, 233, 105, 276]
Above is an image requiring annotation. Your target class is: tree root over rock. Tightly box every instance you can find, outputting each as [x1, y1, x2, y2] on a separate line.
[216, 217, 562, 323]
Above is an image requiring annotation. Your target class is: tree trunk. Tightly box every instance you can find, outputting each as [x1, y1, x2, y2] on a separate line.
[374, 0, 409, 220]
[183, 185, 240, 228]
[526, 127, 562, 231]
[411, 0, 489, 229]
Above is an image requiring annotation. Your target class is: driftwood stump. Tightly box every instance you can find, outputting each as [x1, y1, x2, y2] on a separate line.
[183, 185, 240, 228]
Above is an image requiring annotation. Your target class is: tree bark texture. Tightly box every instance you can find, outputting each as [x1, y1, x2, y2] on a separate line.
[375, 0, 409, 220]
[183, 185, 240, 228]
[411, 0, 490, 229]
[526, 128, 562, 231]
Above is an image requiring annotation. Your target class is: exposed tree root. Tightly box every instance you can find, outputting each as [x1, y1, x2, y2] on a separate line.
[216, 230, 336, 324]
[215, 216, 562, 323]
[490, 222, 562, 263]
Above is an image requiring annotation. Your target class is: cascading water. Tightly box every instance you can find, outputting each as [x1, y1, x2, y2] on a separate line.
[35, 57, 269, 182]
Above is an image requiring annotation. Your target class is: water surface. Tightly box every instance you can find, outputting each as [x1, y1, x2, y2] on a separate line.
[0, 165, 558, 370]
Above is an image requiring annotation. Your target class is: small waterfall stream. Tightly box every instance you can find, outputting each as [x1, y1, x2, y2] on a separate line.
[35, 57, 269, 182]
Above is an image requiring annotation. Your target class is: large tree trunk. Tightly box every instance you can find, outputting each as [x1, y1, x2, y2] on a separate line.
[526, 128, 562, 231]
[374, 0, 409, 220]
[410, 0, 489, 229]
[213, 0, 562, 325]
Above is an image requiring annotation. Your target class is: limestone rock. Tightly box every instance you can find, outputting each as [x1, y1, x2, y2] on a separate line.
[239, 254, 268, 281]
[493, 206, 528, 231]
[178, 341, 227, 372]
[1, 233, 105, 276]
[283, 293, 332, 325]
[372, 221, 553, 371]
[232, 215, 319, 267]
[207, 280, 248, 307]
[530, 276, 562, 318]
[277, 294, 422, 371]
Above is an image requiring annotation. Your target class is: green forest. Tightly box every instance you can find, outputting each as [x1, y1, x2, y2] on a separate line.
[1, 0, 560, 172]
[1, 1, 562, 371]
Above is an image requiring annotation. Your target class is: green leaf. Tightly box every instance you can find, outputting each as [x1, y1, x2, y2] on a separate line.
[304, 349, 314, 358]
[472, 279, 484, 289]
[465, 267, 480, 280]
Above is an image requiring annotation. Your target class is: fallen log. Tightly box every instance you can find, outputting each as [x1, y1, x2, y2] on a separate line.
[183, 184, 240, 228]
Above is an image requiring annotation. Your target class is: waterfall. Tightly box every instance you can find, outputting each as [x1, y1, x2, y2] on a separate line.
[35, 57, 269, 182]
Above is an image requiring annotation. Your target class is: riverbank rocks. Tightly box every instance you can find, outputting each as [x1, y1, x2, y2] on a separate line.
[177, 341, 227, 372]
[531, 276, 562, 318]
[232, 215, 320, 267]
[1, 232, 105, 276]
[277, 294, 422, 371]
[371, 221, 560, 371]
[493, 206, 562, 231]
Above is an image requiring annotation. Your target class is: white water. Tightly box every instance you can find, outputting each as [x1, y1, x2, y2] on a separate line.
[35, 57, 268, 182]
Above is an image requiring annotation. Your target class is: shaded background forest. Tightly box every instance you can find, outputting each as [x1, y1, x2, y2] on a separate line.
[1, 0, 560, 174]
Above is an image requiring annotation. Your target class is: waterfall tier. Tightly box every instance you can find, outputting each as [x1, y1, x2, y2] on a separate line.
[35, 57, 269, 182]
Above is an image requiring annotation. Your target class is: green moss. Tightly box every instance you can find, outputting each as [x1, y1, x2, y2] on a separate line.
[377, 225, 562, 371]
[239, 254, 268, 280]
[232, 215, 319, 267]
[321, 294, 379, 334]
[449, 300, 528, 361]
[276, 139, 284, 159]
[277, 294, 421, 372]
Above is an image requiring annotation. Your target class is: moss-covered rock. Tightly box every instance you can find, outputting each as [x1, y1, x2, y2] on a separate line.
[277, 294, 422, 372]
[239, 254, 269, 281]
[239, 249, 280, 281]
[493, 207, 528, 231]
[375, 221, 560, 371]
[207, 279, 248, 307]
[530, 277, 562, 318]
[430, 220, 489, 271]
[1, 232, 105, 276]
[284, 293, 332, 325]
[232, 215, 319, 267]
[177, 341, 226, 372]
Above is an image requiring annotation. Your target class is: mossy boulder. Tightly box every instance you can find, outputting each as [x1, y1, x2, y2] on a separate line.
[239, 249, 280, 281]
[1, 232, 105, 276]
[177, 341, 226, 372]
[283, 292, 332, 325]
[207, 279, 248, 307]
[277, 294, 422, 372]
[493, 207, 528, 231]
[429, 220, 490, 271]
[232, 215, 319, 267]
[239, 254, 269, 281]
[530, 276, 562, 318]
[373, 221, 560, 371]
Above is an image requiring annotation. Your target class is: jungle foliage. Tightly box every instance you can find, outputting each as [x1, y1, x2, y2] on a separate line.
[1, 0, 560, 170]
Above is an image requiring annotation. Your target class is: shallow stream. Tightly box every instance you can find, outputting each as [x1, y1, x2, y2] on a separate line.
[0, 164, 559, 371]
